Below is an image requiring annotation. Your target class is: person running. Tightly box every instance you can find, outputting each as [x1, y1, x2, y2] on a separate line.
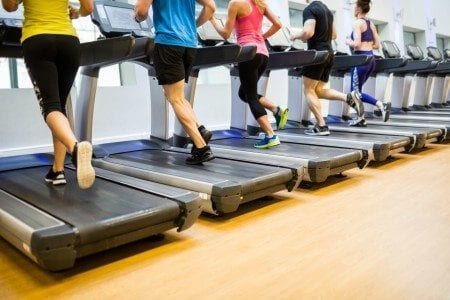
[290, 0, 365, 136]
[211, 0, 289, 149]
[1, 0, 95, 189]
[134, 0, 216, 164]
[346, 0, 391, 126]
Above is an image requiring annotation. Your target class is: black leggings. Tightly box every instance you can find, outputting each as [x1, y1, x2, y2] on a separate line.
[22, 34, 80, 120]
[238, 53, 269, 120]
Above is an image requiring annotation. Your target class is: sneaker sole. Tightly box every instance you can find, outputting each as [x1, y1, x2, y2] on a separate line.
[52, 179, 67, 185]
[254, 140, 281, 149]
[277, 108, 289, 130]
[76, 141, 95, 189]
[304, 131, 330, 136]
[185, 154, 215, 165]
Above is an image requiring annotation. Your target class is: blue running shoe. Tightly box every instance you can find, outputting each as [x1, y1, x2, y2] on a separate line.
[254, 135, 281, 149]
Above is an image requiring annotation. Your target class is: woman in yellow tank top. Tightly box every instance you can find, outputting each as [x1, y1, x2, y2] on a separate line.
[1, 0, 96, 189]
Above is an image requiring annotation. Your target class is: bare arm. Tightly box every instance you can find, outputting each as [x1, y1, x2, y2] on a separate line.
[371, 22, 380, 49]
[346, 20, 362, 49]
[1, 0, 21, 12]
[196, 0, 216, 27]
[77, 0, 94, 16]
[292, 19, 315, 42]
[262, 6, 282, 39]
[134, 0, 153, 22]
[210, 1, 238, 39]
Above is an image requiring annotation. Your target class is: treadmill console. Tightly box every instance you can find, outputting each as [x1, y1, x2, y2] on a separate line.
[92, 1, 153, 38]
[406, 44, 424, 60]
[267, 27, 292, 51]
[427, 46, 442, 61]
[198, 19, 226, 45]
[381, 41, 401, 59]
[0, 6, 23, 46]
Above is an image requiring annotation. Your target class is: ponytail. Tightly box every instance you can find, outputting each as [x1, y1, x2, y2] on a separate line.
[357, 0, 371, 14]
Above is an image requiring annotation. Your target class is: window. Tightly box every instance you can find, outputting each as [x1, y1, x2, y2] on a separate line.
[403, 31, 416, 55]
[436, 38, 445, 56]
[289, 8, 303, 28]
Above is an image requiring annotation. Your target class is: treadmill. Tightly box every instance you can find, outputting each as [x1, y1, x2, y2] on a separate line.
[403, 45, 450, 115]
[76, 1, 296, 215]
[172, 26, 371, 180]
[357, 45, 449, 140]
[0, 7, 202, 271]
[371, 41, 450, 133]
[277, 46, 415, 161]
[425, 47, 450, 110]
[314, 48, 444, 149]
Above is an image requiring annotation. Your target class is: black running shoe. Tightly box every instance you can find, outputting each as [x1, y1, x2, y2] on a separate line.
[349, 118, 367, 127]
[45, 167, 67, 185]
[381, 102, 391, 122]
[304, 124, 330, 136]
[191, 125, 213, 154]
[71, 141, 95, 189]
[346, 91, 365, 118]
[186, 145, 215, 165]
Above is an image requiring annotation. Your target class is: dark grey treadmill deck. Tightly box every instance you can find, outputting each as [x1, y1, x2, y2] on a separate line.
[210, 137, 364, 182]
[390, 114, 450, 122]
[0, 167, 180, 246]
[279, 128, 411, 161]
[366, 118, 449, 140]
[328, 123, 442, 148]
[98, 148, 293, 214]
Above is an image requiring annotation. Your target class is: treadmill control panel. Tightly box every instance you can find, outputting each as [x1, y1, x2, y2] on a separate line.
[267, 27, 293, 51]
[406, 44, 424, 60]
[427, 46, 442, 61]
[0, 6, 23, 46]
[198, 19, 225, 43]
[381, 41, 401, 58]
[92, 1, 153, 38]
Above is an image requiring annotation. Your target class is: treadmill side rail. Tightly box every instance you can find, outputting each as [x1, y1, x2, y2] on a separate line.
[0, 190, 77, 271]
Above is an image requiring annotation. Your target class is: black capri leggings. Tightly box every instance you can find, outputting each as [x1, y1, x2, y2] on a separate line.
[22, 34, 80, 120]
[238, 53, 269, 120]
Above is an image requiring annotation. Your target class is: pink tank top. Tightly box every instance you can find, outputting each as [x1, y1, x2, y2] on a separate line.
[235, 0, 269, 57]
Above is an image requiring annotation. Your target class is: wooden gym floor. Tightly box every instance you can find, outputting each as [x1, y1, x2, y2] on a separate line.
[1, 142, 450, 299]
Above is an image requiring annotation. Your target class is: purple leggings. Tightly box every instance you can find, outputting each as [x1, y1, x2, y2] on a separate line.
[350, 51, 378, 106]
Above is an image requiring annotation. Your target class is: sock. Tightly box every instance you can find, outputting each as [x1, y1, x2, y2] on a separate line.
[275, 106, 280, 116]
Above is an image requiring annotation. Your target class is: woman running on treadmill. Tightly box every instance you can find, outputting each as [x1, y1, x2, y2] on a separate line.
[211, 0, 289, 149]
[1, 0, 95, 189]
[346, 0, 391, 126]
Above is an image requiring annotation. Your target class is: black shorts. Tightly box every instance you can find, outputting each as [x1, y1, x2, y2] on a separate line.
[302, 51, 334, 82]
[153, 43, 197, 85]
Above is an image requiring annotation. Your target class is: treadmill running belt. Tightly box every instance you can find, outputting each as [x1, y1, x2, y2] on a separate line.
[210, 138, 362, 168]
[0, 167, 180, 245]
[110, 150, 292, 183]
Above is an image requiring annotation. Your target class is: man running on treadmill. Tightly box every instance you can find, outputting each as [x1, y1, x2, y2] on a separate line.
[134, 0, 216, 164]
[290, 0, 365, 136]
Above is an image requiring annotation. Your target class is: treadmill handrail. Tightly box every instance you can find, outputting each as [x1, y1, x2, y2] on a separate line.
[331, 54, 371, 71]
[373, 58, 408, 73]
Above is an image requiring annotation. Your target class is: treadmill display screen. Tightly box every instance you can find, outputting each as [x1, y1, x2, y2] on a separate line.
[383, 42, 400, 58]
[104, 6, 141, 30]
[267, 28, 290, 48]
[428, 47, 442, 60]
[200, 20, 224, 41]
[407, 45, 422, 59]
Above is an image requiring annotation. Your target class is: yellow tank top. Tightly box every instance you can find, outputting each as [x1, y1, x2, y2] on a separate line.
[21, 0, 78, 42]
